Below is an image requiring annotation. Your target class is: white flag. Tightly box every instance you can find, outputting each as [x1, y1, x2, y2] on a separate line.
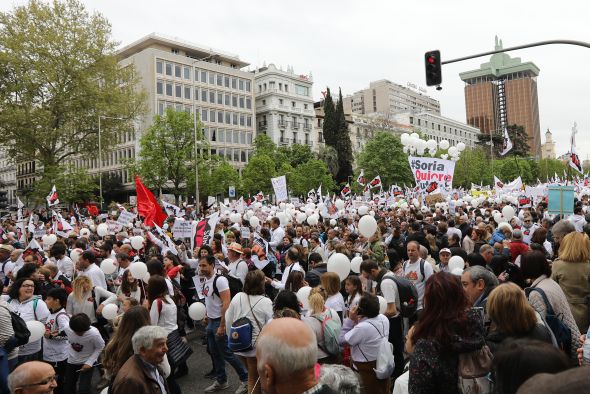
[161, 200, 185, 217]
[46, 185, 59, 207]
[569, 122, 583, 174]
[500, 127, 513, 156]
[16, 197, 26, 243]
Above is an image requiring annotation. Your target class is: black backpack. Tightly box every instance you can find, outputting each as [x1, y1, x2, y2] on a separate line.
[378, 274, 419, 319]
[0, 304, 31, 348]
[213, 273, 243, 299]
[526, 287, 572, 355]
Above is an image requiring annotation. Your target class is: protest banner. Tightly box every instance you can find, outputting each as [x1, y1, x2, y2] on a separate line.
[408, 156, 455, 194]
[271, 175, 288, 202]
[173, 220, 193, 238]
[117, 211, 136, 227]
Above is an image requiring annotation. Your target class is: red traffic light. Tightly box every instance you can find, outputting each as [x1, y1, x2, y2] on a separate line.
[424, 50, 442, 86]
[427, 55, 436, 64]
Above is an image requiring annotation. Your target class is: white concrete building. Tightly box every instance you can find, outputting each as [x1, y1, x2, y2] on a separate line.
[0, 148, 17, 205]
[392, 112, 481, 148]
[253, 64, 315, 148]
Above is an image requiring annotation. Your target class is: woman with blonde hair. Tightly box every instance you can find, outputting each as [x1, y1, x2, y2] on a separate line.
[551, 231, 590, 331]
[486, 282, 553, 353]
[304, 286, 341, 363]
[321, 272, 345, 322]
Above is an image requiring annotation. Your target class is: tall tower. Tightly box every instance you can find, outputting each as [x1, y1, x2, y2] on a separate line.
[541, 129, 556, 159]
[459, 37, 541, 157]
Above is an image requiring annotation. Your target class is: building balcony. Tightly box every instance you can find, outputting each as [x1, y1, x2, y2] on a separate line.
[303, 125, 311, 131]
[279, 137, 290, 145]
[258, 122, 267, 131]
[304, 140, 313, 147]
[278, 122, 287, 129]
[292, 122, 300, 129]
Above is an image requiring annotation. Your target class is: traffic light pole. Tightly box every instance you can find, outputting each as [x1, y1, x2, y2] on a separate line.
[441, 39, 590, 65]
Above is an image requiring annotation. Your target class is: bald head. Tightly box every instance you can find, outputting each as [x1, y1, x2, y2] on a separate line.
[9, 361, 56, 393]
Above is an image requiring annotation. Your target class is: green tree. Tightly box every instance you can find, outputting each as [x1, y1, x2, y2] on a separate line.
[357, 132, 413, 187]
[290, 160, 336, 197]
[0, 0, 145, 184]
[322, 88, 337, 147]
[317, 145, 339, 180]
[32, 164, 96, 206]
[199, 159, 240, 198]
[335, 88, 353, 184]
[538, 159, 567, 182]
[278, 144, 314, 168]
[476, 125, 530, 157]
[453, 148, 492, 187]
[132, 109, 202, 202]
[242, 155, 276, 194]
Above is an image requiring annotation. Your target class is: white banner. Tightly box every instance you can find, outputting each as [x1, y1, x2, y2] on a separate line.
[408, 156, 456, 194]
[117, 211, 137, 227]
[172, 220, 193, 238]
[271, 175, 288, 202]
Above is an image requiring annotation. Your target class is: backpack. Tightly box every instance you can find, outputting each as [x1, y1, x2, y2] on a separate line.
[378, 275, 419, 319]
[0, 304, 31, 349]
[526, 287, 572, 355]
[215, 261, 245, 298]
[313, 310, 342, 356]
[228, 295, 263, 352]
[170, 279, 187, 307]
[358, 320, 395, 379]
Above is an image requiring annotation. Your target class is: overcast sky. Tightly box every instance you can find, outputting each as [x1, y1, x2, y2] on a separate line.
[3, 0, 590, 158]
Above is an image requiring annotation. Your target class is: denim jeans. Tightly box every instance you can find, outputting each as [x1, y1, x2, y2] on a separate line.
[206, 318, 248, 384]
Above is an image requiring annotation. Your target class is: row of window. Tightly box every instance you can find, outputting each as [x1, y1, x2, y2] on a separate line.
[156, 60, 252, 92]
[203, 128, 253, 145]
[257, 81, 310, 97]
[70, 147, 136, 170]
[156, 80, 252, 109]
[156, 101, 253, 127]
[409, 117, 476, 139]
[211, 147, 252, 163]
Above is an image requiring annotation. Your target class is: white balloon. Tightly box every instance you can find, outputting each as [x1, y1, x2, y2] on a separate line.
[439, 140, 450, 150]
[307, 215, 318, 226]
[448, 146, 458, 157]
[420, 206, 429, 213]
[502, 205, 515, 220]
[297, 286, 312, 311]
[335, 199, 345, 210]
[441, 154, 448, 160]
[100, 258, 117, 275]
[401, 133, 410, 146]
[451, 267, 464, 276]
[369, 210, 375, 217]
[329, 219, 337, 227]
[249, 216, 260, 228]
[448, 256, 465, 272]
[279, 202, 286, 210]
[410, 132, 420, 140]
[377, 296, 387, 315]
[101, 304, 119, 320]
[494, 213, 504, 224]
[97, 223, 108, 237]
[188, 302, 207, 321]
[403, 146, 410, 154]
[130, 236, 144, 250]
[143, 272, 151, 283]
[26, 321, 45, 343]
[358, 215, 378, 238]
[350, 256, 363, 274]
[70, 248, 83, 264]
[457, 142, 466, 152]
[426, 139, 437, 151]
[327, 253, 351, 282]
[80, 228, 90, 237]
[230, 212, 241, 224]
[296, 212, 307, 224]
[129, 262, 148, 279]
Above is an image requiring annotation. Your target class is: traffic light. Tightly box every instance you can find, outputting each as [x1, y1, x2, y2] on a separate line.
[425, 50, 442, 86]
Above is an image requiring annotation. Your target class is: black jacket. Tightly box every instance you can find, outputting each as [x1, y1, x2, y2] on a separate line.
[305, 263, 328, 288]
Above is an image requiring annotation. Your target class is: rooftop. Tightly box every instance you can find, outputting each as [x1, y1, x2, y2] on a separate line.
[117, 32, 249, 68]
[459, 36, 540, 81]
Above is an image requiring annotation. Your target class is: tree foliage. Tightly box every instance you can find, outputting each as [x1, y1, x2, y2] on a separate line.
[278, 144, 315, 168]
[317, 145, 339, 179]
[357, 132, 413, 187]
[242, 154, 276, 195]
[322, 88, 337, 147]
[476, 124, 530, 157]
[0, 0, 146, 183]
[334, 88, 354, 184]
[290, 159, 336, 197]
[27, 164, 96, 206]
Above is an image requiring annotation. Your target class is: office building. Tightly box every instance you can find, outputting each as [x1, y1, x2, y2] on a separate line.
[460, 37, 541, 157]
[343, 79, 440, 116]
[253, 63, 315, 148]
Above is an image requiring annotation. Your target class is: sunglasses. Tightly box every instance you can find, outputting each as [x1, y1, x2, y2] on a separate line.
[18, 375, 57, 388]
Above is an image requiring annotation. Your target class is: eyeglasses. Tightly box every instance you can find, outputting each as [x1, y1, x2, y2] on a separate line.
[21, 284, 35, 288]
[18, 375, 57, 388]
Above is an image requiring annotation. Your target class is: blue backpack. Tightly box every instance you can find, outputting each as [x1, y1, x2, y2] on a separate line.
[526, 287, 571, 355]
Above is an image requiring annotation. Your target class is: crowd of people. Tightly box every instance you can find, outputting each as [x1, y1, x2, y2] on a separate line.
[1, 194, 590, 394]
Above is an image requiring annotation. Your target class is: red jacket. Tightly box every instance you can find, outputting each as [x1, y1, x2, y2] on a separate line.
[509, 241, 529, 262]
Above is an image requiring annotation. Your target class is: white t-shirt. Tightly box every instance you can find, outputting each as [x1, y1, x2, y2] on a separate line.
[403, 259, 434, 309]
[203, 275, 229, 319]
[150, 295, 178, 335]
[5, 295, 50, 356]
[343, 314, 390, 362]
[55, 256, 74, 279]
[228, 259, 248, 285]
[79, 264, 107, 289]
[64, 325, 105, 366]
[224, 293, 273, 357]
[325, 293, 345, 314]
[380, 274, 400, 317]
[43, 309, 70, 362]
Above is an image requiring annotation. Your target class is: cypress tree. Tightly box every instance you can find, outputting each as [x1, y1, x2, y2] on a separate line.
[335, 88, 353, 184]
[322, 88, 337, 148]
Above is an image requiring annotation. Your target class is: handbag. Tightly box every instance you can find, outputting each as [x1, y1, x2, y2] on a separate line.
[228, 295, 263, 352]
[458, 345, 493, 394]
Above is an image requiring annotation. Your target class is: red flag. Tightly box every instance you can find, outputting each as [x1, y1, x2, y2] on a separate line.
[135, 177, 167, 227]
[86, 204, 99, 217]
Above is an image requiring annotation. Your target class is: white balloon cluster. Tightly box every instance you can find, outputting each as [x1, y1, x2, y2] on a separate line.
[400, 132, 466, 161]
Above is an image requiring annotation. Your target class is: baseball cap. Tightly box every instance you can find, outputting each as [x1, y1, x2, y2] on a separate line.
[440, 248, 451, 254]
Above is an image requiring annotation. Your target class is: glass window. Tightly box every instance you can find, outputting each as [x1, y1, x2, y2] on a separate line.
[201, 109, 208, 121]
[211, 128, 216, 142]
[218, 129, 225, 143]
[240, 131, 246, 144]
[225, 94, 230, 106]
[233, 149, 239, 162]
[209, 91, 215, 103]
[241, 150, 246, 162]
[175, 85, 182, 98]
[295, 85, 309, 96]
[233, 130, 239, 144]
[218, 148, 224, 158]
[217, 92, 223, 105]
[239, 79, 244, 90]
[239, 97, 245, 108]
[217, 111, 223, 123]
[175, 103, 182, 111]
[247, 132, 253, 144]
[240, 114, 245, 126]
[165, 63, 172, 76]
[195, 87, 199, 101]
[184, 86, 191, 99]
[232, 78, 237, 89]
[157, 80, 163, 95]
[225, 112, 231, 124]
[209, 73, 214, 84]
[194, 68, 199, 82]
[224, 76, 230, 88]
[232, 96, 237, 107]
[158, 102, 164, 115]
[201, 89, 207, 102]
[183, 67, 190, 80]
[245, 81, 251, 92]
[175, 65, 181, 78]
[210, 110, 216, 122]
[246, 98, 252, 109]
[247, 116, 252, 127]
[156, 61, 163, 74]
[233, 113, 238, 125]
[166, 83, 173, 96]
[201, 70, 207, 83]
[217, 74, 223, 86]
[204, 127, 209, 140]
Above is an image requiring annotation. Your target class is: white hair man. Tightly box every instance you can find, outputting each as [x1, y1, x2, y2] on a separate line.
[8, 361, 57, 394]
[256, 318, 338, 394]
[112, 326, 169, 394]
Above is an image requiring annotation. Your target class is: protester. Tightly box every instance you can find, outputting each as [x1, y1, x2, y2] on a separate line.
[42, 288, 69, 394]
[8, 361, 58, 394]
[461, 265, 499, 309]
[321, 272, 345, 322]
[304, 286, 341, 363]
[76, 250, 107, 289]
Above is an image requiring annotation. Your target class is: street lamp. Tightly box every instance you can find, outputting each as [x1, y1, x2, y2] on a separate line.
[98, 115, 126, 210]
